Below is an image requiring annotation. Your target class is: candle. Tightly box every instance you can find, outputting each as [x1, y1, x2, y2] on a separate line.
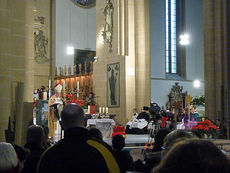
[48, 80, 51, 90]
[77, 81, 79, 90]
[106, 107, 108, 114]
[99, 107, 101, 114]
[48, 79, 51, 98]
[63, 81, 66, 92]
[88, 105, 90, 114]
[102, 107, 105, 114]
[43, 92, 47, 100]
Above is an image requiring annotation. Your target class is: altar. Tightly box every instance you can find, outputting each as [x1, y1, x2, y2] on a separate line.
[87, 119, 115, 139]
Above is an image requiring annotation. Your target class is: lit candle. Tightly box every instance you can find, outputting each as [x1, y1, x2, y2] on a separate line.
[48, 79, 51, 98]
[106, 107, 108, 114]
[77, 81, 79, 90]
[99, 107, 101, 114]
[48, 79, 51, 90]
[102, 107, 105, 114]
[88, 105, 90, 114]
[63, 81, 66, 92]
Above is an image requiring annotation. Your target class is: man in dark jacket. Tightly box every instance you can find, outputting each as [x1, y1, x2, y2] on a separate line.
[137, 106, 150, 121]
[22, 125, 45, 173]
[37, 104, 120, 173]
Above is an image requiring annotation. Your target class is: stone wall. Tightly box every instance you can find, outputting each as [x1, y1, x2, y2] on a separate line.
[94, 0, 150, 125]
[0, 0, 52, 144]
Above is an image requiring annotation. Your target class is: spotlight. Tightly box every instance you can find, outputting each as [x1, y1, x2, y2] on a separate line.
[67, 46, 74, 55]
[94, 56, 98, 62]
[179, 34, 190, 45]
[193, 80, 200, 88]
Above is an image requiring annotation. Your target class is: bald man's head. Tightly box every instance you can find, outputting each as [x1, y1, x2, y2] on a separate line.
[61, 104, 85, 130]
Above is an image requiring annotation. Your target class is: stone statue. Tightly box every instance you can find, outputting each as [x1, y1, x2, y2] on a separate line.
[79, 64, 82, 74]
[84, 61, 87, 74]
[73, 64, 76, 75]
[90, 61, 93, 73]
[102, 0, 114, 52]
[64, 65, 67, 76]
[68, 65, 72, 75]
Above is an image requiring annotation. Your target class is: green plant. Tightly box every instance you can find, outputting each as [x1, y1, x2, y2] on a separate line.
[191, 95, 205, 106]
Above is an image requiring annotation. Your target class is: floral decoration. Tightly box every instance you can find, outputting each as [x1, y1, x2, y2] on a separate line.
[192, 120, 218, 138]
[65, 93, 85, 106]
[191, 95, 205, 106]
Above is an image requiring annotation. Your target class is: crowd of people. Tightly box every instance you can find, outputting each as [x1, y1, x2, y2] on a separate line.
[0, 104, 230, 173]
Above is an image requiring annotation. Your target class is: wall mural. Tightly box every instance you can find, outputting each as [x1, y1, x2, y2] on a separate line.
[107, 63, 120, 107]
[72, 0, 96, 8]
[34, 30, 48, 64]
[33, 9, 48, 64]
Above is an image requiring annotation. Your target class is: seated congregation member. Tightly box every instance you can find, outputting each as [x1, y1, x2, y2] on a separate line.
[126, 107, 150, 134]
[112, 134, 134, 173]
[12, 144, 30, 170]
[0, 142, 20, 173]
[153, 139, 230, 173]
[37, 104, 120, 173]
[22, 125, 45, 173]
[144, 129, 171, 173]
[144, 128, 170, 172]
[162, 129, 197, 157]
[132, 108, 138, 120]
[145, 129, 197, 172]
[41, 125, 52, 149]
[137, 106, 150, 121]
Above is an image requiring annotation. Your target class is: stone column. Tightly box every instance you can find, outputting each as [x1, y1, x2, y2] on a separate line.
[0, 0, 11, 142]
[0, 0, 51, 144]
[203, 0, 228, 120]
[94, 0, 150, 124]
[134, 0, 151, 111]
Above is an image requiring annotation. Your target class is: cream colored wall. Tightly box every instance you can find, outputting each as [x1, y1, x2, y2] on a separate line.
[0, 0, 51, 144]
[94, 0, 150, 125]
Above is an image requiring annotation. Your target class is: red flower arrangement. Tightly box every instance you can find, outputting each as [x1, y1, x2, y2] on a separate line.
[65, 93, 85, 106]
[192, 120, 218, 138]
[112, 126, 126, 138]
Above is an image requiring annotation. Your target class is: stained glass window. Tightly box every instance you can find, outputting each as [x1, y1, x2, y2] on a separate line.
[72, 0, 96, 8]
[166, 0, 177, 74]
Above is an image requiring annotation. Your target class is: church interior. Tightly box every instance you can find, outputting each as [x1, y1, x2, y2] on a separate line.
[0, 0, 230, 171]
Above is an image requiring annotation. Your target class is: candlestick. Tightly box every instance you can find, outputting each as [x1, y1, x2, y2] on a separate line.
[102, 107, 105, 114]
[99, 107, 101, 114]
[105, 107, 108, 114]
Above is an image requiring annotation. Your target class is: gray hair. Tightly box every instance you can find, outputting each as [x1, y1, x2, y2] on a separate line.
[0, 142, 18, 171]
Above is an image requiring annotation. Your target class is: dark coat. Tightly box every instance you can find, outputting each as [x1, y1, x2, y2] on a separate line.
[22, 143, 45, 173]
[137, 112, 150, 121]
[37, 127, 120, 173]
[113, 150, 134, 172]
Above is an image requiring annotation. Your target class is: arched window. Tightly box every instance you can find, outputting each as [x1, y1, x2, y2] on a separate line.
[165, 0, 185, 77]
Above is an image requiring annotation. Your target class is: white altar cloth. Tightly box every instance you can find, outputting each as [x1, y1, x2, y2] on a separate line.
[87, 119, 116, 139]
[86, 119, 115, 127]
